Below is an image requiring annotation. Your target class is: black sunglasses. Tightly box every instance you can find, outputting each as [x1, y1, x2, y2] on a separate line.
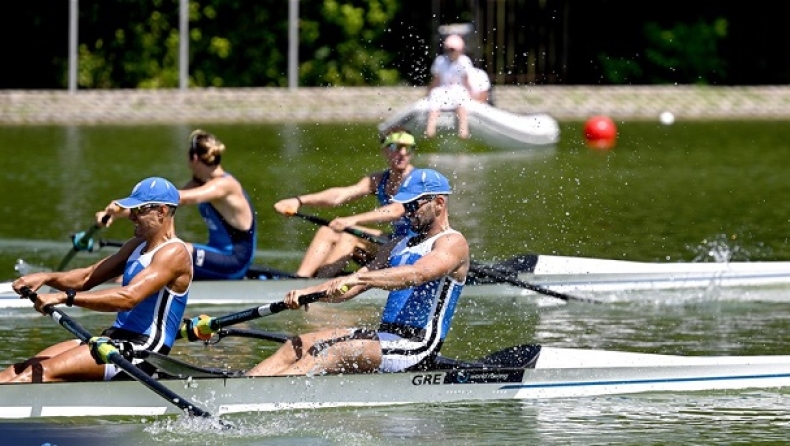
[129, 204, 160, 216]
[403, 196, 435, 214]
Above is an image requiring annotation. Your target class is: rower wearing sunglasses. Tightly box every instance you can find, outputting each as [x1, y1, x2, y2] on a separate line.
[247, 168, 469, 376]
[2, 177, 192, 383]
[273, 128, 418, 278]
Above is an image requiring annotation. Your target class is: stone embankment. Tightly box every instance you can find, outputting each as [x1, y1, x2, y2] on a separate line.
[1, 85, 788, 125]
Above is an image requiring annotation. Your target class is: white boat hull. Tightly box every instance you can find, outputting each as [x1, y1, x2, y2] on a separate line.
[3, 254, 790, 307]
[378, 99, 560, 151]
[2, 346, 790, 419]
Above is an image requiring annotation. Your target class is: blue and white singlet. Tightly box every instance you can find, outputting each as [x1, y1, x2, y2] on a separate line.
[376, 229, 465, 372]
[111, 238, 191, 351]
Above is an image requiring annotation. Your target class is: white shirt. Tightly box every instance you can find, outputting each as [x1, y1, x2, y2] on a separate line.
[430, 54, 474, 87]
[468, 68, 491, 95]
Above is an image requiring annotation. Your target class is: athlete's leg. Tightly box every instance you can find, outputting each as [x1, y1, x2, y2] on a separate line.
[0, 341, 105, 383]
[245, 328, 381, 376]
[457, 105, 469, 139]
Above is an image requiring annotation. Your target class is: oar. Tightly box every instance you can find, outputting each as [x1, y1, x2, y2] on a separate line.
[465, 263, 600, 304]
[291, 212, 592, 303]
[179, 291, 326, 341]
[292, 212, 389, 244]
[56, 215, 110, 271]
[215, 328, 290, 343]
[19, 286, 216, 419]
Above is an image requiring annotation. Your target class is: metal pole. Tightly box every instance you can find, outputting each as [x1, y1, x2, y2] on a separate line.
[179, 0, 189, 90]
[288, 0, 298, 90]
[68, 0, 78, 93]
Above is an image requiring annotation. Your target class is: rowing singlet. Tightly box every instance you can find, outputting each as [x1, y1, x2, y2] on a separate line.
[194, 173, 257, 279]
[375, 170, 411, 237]
[379, 229, 465, 341]
[113, 238, 191, 350]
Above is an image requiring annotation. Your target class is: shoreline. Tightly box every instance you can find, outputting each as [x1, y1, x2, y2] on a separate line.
[1, 85, 788, 125]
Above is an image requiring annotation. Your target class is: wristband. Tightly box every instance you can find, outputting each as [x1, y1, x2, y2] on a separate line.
[65, 289, 76, 307]
[295, 196, 303, 206]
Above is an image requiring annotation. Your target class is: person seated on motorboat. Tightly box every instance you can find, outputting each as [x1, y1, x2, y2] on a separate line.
[468, 67, 492, 105]
[97, 129, 257, 280]
[426, 34, 475, 139]
[273, 128, 417, 278]
[1, 177, 193, 383]
[245, 168, 470, 376]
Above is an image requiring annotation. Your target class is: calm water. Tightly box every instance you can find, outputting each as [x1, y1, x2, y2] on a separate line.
[2, 119, 790, 444]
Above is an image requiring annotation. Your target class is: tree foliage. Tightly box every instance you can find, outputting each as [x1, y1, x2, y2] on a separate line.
[71, 0, 402, 88]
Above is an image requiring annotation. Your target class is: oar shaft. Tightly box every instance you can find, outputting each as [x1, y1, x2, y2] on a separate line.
[293, 212, 389, 244]
[209, 291, 327, 331]
[469, 265, 599, 304]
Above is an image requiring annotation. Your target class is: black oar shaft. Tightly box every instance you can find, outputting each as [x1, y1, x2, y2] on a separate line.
[293, 212, 389, 244]
[209, 292, 326, 332]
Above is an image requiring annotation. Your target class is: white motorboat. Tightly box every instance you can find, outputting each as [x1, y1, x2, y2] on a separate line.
[377, 98, 560, 151]
[2, 344, 790, 420]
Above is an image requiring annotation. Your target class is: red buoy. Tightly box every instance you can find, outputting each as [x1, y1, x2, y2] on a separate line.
[584, 115, 617, 150]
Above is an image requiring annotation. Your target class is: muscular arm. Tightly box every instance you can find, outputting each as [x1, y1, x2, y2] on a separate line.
[274, 173, 379, 215]
[15, 239, 142, 293]
[349, 233, 469, 290]
[329, 202, 405, 231]
[31, 241, 192, 313]
[178, 176, 233, 205]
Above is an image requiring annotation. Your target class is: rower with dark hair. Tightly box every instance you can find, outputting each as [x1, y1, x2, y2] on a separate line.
[98, 129, 257, 280]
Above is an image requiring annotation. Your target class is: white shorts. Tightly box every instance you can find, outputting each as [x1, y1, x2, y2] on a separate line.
[428, 85, 471, 111]
[377, 331, 437, 373]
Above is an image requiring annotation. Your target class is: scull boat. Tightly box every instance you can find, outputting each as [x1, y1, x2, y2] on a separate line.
[2, 254, 790, 307]
[3, 344, 790, 419]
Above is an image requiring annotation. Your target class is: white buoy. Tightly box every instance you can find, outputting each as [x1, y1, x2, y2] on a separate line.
[659, 111, 675, 125]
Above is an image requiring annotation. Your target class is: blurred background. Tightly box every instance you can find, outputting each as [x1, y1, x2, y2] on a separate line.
[3, 0, 787, 89]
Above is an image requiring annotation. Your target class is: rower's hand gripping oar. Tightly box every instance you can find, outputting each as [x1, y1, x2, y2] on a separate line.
[56, 215, 111, 271]
[18, 286, 219, 421]
[179, 291, 327, 342]
[291, 212, 593, 303]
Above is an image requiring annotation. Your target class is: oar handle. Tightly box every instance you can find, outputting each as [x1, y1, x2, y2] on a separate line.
[293, 212, 389, 245]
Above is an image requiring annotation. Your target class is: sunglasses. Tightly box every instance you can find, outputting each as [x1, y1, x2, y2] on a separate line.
[129, 204, 160, 216]
[386, 143, 415, 154]
[403, 196, 435, 214]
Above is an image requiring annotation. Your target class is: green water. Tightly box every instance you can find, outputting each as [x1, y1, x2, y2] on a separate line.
[2, 119, 790, 445]
[2, 120, 789, 273]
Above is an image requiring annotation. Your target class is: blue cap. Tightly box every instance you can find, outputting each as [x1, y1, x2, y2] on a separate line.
[115, 177, 180, 209]
[392, 169, 452, 203]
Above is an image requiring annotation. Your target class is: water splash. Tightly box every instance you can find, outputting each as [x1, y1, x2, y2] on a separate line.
[687, 234, 750, 263]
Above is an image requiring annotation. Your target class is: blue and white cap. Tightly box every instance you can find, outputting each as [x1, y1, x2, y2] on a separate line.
[392, 169, 452, 203]
[115, 177, 180, 209]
